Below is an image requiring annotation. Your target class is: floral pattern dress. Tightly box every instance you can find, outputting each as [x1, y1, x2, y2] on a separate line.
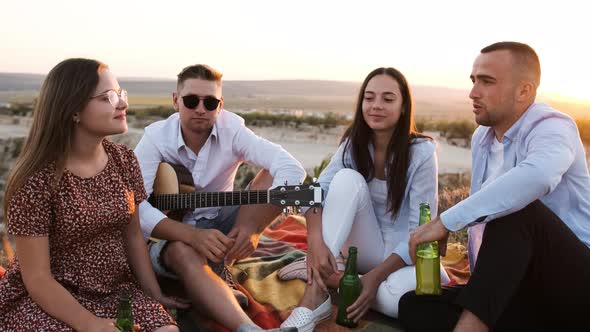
[0, 140, 174, 331]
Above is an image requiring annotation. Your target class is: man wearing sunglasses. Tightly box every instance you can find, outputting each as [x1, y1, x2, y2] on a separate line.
[134, 64, 304, 332]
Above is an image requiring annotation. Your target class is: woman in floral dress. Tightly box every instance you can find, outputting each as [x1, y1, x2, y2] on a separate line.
[0, 58, 188, 331]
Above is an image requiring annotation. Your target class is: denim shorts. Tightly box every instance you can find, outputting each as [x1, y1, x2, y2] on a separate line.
[148, 205, 239, 279]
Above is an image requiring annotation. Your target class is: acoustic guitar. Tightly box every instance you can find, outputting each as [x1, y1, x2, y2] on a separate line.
[148, 163, 323, 212]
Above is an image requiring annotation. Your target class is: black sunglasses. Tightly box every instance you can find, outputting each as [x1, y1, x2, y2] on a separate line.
[181, 95, 221, 111]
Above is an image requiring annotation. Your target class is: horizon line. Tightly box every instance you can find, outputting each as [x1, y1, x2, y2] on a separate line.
[1, 71, 588, 105]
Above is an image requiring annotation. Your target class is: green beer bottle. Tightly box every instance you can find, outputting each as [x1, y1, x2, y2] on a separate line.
[115, 291, 134, 332]
[415, 203, 442, 295]
[336, 246, 362, 328]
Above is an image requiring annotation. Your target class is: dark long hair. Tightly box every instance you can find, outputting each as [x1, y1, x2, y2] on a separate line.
[341, 67, 431, 216]
[3, 58, 108, 217]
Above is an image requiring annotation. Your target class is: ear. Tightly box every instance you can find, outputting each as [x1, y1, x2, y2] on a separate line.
[219, 96, 224, 110]
[172, 92, 180, 111]
[516, 81, 535, 102]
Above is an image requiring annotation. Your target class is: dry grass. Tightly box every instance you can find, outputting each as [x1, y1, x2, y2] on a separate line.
[439, 173, 471, 246]
[127, 94, 171, 107]
[440, 187, 470, 245]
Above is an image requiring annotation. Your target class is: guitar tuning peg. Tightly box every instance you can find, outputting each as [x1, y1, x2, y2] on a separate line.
[284, 180, 288, 186]
[312, 177, 318, 183]
[283, 207, 289, 215]
[313, 207, 318, 214]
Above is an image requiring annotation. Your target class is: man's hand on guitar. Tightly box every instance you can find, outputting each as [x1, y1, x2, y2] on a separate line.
[188, 228, 235, 263]
[226, 225, 261, 261]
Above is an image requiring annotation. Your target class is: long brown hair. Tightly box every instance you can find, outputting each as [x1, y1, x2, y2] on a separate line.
[341, 67, 431, 216]
[3, 58, 108, 217]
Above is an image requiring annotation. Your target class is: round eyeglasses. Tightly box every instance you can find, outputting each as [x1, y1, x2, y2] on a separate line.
[90, 89, 128, 108]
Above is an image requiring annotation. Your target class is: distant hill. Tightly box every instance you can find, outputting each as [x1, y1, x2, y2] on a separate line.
[0, 73, 357, 95]
[0, 73, 45, 91]
[0, 72, 178, 94]
[0, 72, 466, 99]
[0, 72, 585, 119]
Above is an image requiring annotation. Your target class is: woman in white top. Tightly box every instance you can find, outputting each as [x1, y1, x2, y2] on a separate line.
[280, 67, 450, 331]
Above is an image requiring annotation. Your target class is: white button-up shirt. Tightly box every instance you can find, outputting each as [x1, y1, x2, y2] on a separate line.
[134, 111, 306, 238]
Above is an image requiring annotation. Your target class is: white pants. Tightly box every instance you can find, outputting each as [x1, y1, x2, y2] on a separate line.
[321, 168, 450, 318]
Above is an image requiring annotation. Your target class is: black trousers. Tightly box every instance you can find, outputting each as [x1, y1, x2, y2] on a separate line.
[398, 200, 590, 332]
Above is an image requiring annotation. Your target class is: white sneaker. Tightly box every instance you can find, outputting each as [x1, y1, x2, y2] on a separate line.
[236, 323, 298, 332]
[278, 257, 308, 281]
[280, 296, 332, 332]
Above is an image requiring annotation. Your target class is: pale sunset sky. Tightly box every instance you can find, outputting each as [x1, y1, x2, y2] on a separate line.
[1, 0, 588, 103]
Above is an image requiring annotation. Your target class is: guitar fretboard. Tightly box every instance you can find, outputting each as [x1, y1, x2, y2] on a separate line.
[149, 190, 269, 210]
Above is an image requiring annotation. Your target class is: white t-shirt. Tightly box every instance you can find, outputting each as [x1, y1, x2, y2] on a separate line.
[470, 136, 505, 263]
[482, 137, 505, 187]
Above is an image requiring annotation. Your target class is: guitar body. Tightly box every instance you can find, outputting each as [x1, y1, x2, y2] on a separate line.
[154, 162, 195, 196]
[153, 163, 194, 218]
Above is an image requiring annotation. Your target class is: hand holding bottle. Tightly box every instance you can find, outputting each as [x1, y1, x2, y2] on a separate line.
[412, 203, 443, 295]
[409, 215, 449, 263]
[345, 270, 380, 323]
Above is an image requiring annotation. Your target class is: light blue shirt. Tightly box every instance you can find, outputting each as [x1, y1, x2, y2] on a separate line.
[318, 138, 438, 265]
[440, 102, 590, 269]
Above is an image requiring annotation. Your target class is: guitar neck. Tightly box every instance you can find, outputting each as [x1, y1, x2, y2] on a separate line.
[150, 190, 270, 210]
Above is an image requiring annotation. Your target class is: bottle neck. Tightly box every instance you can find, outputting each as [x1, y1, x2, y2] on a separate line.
[419, 208, 431, 226]
[344, 253, 358, 275]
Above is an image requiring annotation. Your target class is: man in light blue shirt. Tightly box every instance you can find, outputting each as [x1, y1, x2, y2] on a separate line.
[401, 42, 590, 331]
